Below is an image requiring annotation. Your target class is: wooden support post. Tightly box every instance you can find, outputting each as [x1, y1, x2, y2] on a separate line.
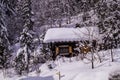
[69, 46, 72, 54]
[69, 46, 72, 62]
[56, 47, 59, 56]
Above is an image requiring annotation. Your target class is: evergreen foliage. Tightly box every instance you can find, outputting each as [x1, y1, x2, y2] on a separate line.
[14, 0, 34, 75]
[15, 27, 34, 75]
[0, 0, 15, 69]
[96, 0, 120, 49]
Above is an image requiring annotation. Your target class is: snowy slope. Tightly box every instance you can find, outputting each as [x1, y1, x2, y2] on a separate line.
[0, 49, 120, 80]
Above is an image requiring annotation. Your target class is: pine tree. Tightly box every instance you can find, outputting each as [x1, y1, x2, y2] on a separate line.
[14, 0, 34, 75]
[96, 0, 120, 62]
[15, 27, 34, 75]
[0, 0, 15, 69]
[96, 0, 120, 49]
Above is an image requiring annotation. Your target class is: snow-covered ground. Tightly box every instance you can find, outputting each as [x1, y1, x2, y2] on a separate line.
[0, 49, 120, 80]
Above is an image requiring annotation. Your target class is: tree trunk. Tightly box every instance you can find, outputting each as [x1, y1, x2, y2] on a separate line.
[111, 40, 114, 62]
[111, 48, 114, 62]
[91, 49, 94, 69]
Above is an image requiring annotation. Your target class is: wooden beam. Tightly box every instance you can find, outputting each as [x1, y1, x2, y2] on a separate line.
[56, 46, 59, 55]
[69, 46, 72, 54]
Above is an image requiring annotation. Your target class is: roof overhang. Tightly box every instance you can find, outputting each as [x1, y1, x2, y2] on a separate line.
[43, 27, 100, 43]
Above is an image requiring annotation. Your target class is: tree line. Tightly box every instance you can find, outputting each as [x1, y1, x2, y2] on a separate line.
[0, 0, 119, 75]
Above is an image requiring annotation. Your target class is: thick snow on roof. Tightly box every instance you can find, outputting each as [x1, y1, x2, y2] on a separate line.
[44, 27, 100, 43]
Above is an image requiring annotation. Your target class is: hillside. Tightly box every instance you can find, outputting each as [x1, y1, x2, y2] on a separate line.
[0, 0, 119, 80]
[0, 49, 120, 80]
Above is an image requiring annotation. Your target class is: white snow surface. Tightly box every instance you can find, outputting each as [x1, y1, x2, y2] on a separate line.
[44, 27, 100, 43]
[1, 49, 120, 80]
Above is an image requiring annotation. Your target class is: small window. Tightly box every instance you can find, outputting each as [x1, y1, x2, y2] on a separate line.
[59, 47, 69, 53]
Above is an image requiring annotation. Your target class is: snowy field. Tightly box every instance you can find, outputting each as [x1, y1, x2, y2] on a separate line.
[0, 49, 120, 80]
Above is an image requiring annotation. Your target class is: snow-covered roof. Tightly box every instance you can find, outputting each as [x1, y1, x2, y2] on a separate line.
[44, 27, 100, 43]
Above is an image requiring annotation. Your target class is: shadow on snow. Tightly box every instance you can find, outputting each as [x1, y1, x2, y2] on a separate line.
[19, 76, 54, 80]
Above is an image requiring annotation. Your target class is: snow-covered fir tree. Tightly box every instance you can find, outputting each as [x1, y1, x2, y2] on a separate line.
[14, 0, 34, 75]
[96, 0, 120, 49]
[0, 24, 11, 69]
[15, 27, 34, 75]
[0, 0, 15, 69]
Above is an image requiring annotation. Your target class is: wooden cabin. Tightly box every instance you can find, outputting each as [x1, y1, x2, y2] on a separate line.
[43, 27, 100, 60]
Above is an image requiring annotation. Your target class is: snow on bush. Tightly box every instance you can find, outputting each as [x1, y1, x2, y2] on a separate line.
[109, 68, 120, 80]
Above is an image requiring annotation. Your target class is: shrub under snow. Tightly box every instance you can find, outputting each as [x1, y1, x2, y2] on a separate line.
[109, 69, 120, 80]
